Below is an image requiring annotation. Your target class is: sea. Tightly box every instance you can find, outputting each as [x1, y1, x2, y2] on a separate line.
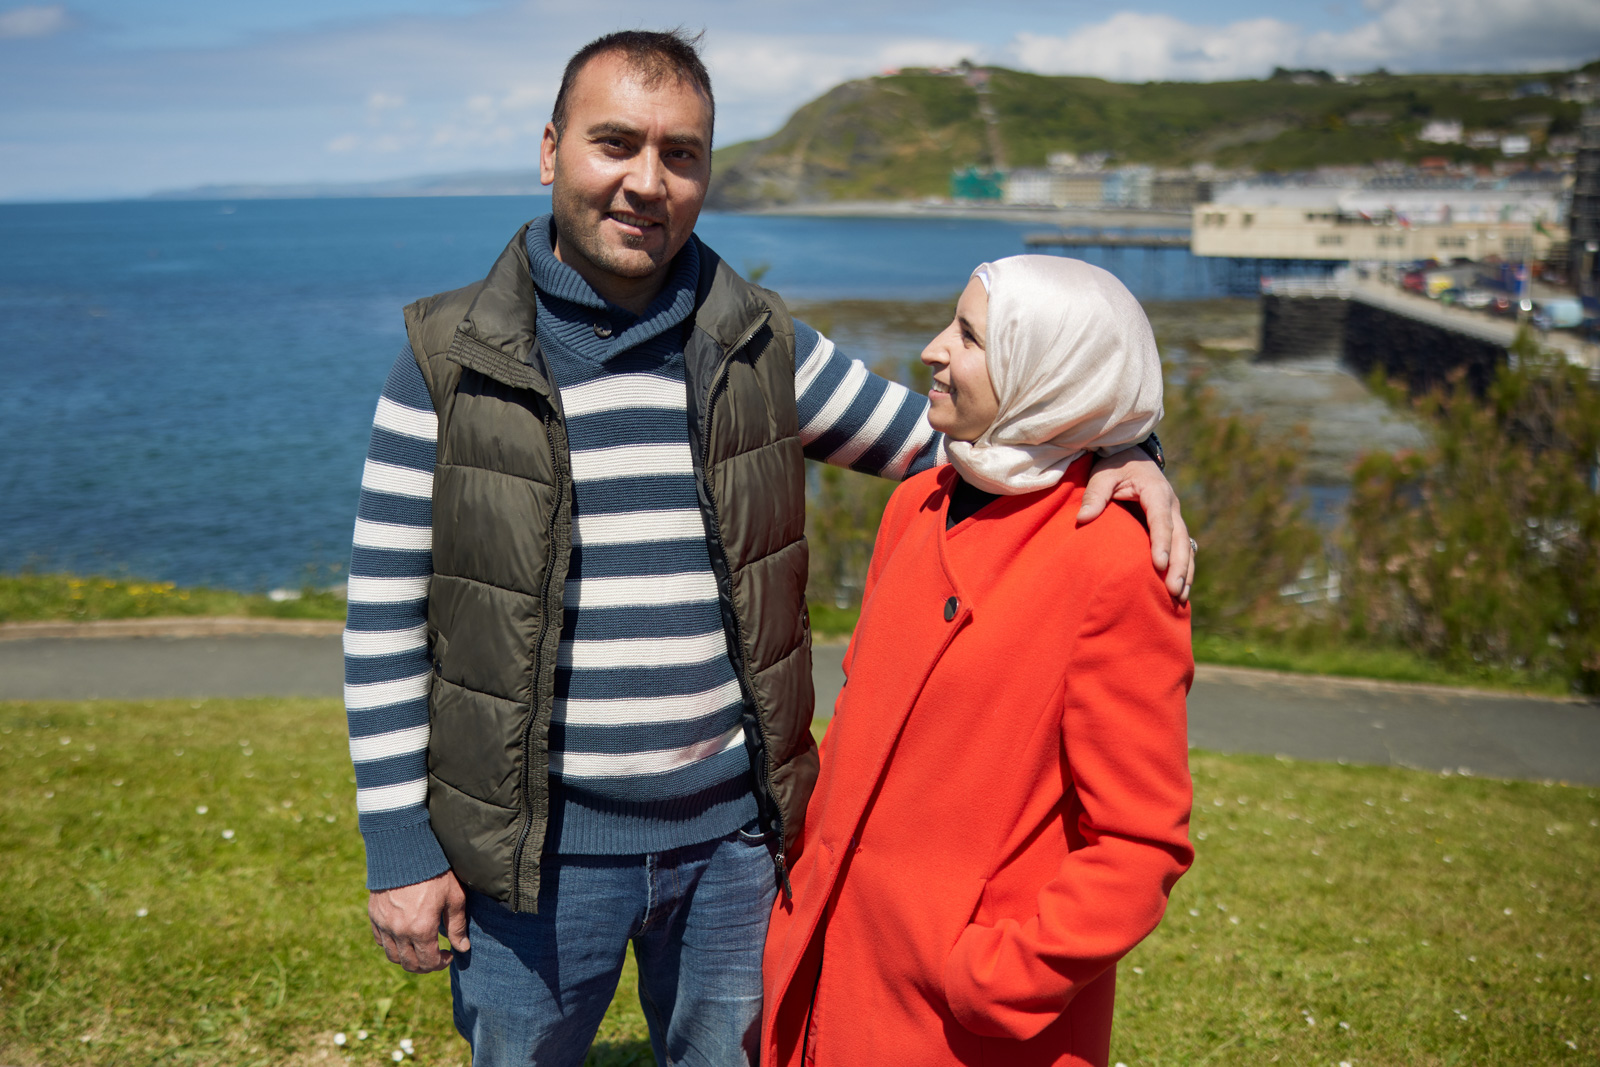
[0, 194, 1259, 591]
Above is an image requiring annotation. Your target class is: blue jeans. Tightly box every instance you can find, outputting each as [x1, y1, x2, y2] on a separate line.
[451, 825, 778, 1067]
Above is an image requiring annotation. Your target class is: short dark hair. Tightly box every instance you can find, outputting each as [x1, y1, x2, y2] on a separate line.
[550, 29, 715, 141]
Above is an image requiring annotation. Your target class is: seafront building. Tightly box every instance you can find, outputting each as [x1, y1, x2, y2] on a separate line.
[1191, 179, 1568, 264]
[1571, 107, 1600, 299]
[1002, 166, 1110, 208]
[1001, 162, 1207, 211]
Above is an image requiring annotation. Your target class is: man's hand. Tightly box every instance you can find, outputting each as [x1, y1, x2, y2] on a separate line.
[368, 870, 469, 973]
[1079, 450, 1194, 602]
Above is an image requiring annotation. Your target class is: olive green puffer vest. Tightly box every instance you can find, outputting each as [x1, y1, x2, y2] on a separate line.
[401, 225, 818, 913]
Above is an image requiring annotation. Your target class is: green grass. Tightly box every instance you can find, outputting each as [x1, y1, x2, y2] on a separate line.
[0, 573, 346, 624]
[1191, 632, 1573, 697]
[1117, 752, 1599, 1065]
[1, 699, 1595, 1066]
[806, 603, 863, 641]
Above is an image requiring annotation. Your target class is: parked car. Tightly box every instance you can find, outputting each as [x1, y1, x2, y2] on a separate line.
[1425, 268, 1479, 299]
[1401, 270, 1427, 294]
[1458, 289, 1494, 310]
[1536, 297, 1584, 330]
[1425, 271, 1459, 298]
[1488, 294, 1517, 317]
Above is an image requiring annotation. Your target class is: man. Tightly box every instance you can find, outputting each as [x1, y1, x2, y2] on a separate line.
[343, 29, 1192, 1067]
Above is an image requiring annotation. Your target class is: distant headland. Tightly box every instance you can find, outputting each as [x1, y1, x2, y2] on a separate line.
[147, 170, 549, 201]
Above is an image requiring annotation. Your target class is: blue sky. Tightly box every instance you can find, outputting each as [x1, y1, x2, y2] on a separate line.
[2, 0, 1597, 201]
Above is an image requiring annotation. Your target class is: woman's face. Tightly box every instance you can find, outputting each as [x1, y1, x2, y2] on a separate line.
[921, 277, 999, 442]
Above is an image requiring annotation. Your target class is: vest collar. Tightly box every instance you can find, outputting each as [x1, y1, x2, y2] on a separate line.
[448, 225, 774, 397]
[689, 239, 773, 353]
[449, 223, 554, 397]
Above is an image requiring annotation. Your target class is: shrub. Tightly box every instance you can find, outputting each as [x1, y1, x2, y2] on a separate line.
[1159, 366, 1325, 636]
[805, 461, 897, 610]
[1342, 334, 1600, 692]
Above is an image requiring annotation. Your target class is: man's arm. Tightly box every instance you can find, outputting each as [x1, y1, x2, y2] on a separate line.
[344, 349, 466, 972]
[791, 320, 1193, 598]
[792, 320, 946, 478]
[1077, 451, 1193, 602]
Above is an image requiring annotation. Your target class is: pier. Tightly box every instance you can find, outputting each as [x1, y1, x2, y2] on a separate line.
[1259, 277, 1600, 392]
[1023, 229, 1192, 250]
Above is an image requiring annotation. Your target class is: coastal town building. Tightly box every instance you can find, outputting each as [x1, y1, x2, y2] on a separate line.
[1001, 159, 1198, 210]
[1003, 168, 1054, 206]
[1001, 166, 1108, 207]
[1151, 172, 1214, 211]
[1571, 108, 1600, 298]
[1420, 120, 1464, 144]
[1102, 166, 1153, 209]
[1192, 181, 1567, 263]
[950, 165, 1004, 201]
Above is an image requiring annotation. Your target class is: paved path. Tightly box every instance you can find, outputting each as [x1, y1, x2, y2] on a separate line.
[814, 647, 1599, 784]
[2, 627, 1595, 784]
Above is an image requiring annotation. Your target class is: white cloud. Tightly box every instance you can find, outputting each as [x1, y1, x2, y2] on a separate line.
[0, 3, 67, 39]
[419, 77, 557, 152]
[702, 31, 985, 142]
[1015, 14, 1299, 82]
[1305, 0, 1600, 73]
[1010, 0, 1600, 81]
[702, 33, 984, 97]
[875, 36, 984, 71]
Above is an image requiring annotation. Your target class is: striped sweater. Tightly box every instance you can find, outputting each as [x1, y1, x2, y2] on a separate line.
[346, 222, 945, 890]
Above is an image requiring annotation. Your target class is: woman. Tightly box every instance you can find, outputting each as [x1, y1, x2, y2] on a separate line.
[762, 256, 1194, 1067]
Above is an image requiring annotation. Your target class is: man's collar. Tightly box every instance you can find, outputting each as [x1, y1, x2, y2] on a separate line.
[526, 215, 700, 324]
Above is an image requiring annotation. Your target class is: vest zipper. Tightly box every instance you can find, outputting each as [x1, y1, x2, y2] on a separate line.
[699, 309, 793, 896]
[510, 401, 568, 913]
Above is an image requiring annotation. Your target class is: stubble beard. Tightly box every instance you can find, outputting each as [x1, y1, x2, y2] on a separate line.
[550, 179, 665, 282]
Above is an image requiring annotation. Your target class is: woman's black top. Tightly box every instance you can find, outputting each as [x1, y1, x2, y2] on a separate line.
[946, 475, 1000, 529]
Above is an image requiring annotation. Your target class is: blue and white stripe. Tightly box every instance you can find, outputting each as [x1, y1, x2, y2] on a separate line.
[342, 355, 450, 889]
[541, 348, 756, 847]
[346, 315, 944, 888]
[793, 321, 944, 476]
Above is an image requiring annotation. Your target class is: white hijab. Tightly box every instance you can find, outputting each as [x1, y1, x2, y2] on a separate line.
[945, 255, 1164, 496]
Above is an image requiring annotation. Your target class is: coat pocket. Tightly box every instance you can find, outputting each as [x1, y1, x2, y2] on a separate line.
[967, 875, 993, 926]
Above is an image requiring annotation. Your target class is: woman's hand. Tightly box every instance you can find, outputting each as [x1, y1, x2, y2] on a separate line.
[1078, 451, 1193, 602]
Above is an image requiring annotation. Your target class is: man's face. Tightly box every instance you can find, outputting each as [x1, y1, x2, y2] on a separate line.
[540, 51, 712, 293]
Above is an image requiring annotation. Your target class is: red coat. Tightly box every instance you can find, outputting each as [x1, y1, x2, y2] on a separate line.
[763, 458, 1194, 1067]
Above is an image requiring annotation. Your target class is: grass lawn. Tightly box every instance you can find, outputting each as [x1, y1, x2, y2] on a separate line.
[0, 574, 346, 625]
[2, 699, 1596, 1065]
[1187, 632, 1575, 697]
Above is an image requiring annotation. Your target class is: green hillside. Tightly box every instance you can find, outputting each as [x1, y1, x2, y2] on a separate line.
[707, 63, 1590, 209]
